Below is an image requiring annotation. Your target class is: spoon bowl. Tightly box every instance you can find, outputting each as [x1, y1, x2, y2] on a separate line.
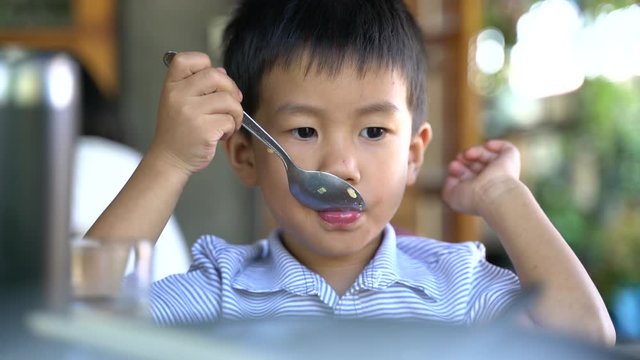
[163, 51, 365, 212]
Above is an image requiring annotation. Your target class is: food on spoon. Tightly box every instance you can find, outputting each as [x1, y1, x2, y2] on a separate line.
[347, 187, 357, 199]
[317, 187, 327, 194]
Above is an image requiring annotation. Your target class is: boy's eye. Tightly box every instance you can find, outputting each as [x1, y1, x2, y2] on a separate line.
[360, 127, 386, 140]
[292, 127, 317, 139]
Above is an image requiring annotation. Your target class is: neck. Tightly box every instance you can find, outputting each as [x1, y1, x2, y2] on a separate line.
[281, 233, 382, 297]
[314, 260, 369, 296]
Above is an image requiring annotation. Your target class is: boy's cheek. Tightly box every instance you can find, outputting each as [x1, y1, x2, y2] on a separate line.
[255, 151, 289, 185]
[278, 142, 317, 169]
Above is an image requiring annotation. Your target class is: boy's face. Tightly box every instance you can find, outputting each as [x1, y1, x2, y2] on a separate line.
[227, 60, 431, 264]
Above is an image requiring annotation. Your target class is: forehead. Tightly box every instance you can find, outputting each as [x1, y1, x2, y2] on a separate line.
[267, 51, 406, 83]
[258, 57, 409, 105]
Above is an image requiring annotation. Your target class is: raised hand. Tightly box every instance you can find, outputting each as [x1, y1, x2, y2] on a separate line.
[442, 139, 521, 216]
[150, 51, 244, 175]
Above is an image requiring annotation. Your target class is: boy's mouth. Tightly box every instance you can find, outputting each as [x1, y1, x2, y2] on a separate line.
[318, 210, 362, 225]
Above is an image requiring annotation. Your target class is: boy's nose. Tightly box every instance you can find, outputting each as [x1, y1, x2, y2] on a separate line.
[316, 140, 361, 184]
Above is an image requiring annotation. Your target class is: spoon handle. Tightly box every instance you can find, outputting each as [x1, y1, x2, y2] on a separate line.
[241, 112, 294, 170]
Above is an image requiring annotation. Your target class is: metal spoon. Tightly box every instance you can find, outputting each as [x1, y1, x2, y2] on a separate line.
[163, 51, 365, 212]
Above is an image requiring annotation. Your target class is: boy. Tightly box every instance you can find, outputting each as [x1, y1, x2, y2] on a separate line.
[86, 0, 615, 344]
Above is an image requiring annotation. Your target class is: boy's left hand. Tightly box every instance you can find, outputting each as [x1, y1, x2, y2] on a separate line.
[442, 140, 521, 216]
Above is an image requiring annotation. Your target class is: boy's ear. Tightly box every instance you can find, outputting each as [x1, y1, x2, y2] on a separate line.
[224, 132, 258, 186]
[406, 122, 432, 186]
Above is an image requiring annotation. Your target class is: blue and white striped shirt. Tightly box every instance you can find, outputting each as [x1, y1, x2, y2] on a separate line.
[151, 225, 521, 325]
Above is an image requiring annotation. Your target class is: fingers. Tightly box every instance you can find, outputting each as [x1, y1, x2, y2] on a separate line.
[449, 140, 505, 177]
[202, 113, 238, 143]
[448, 159, 476, 180]
[448, 140, 521, 180]
[454, 148, 491, 175]
[485, 139, 510, 152]
[214, 67, 243, 100]
[153, 52, 248, 175]
[176, 67, 243, 101]
[462, 144, 498, 164]
[455, 140, 514, 170]
[487, 139, 521, 161]
[165, 52, 243, 101]
[192, 91, 244, 131]
[163, 51, 244, 134]
[166, 51, 212, 81]
[442, 175, 462, 197]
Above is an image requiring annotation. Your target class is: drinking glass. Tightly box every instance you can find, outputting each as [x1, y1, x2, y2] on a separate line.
[70, 238, 153, 318]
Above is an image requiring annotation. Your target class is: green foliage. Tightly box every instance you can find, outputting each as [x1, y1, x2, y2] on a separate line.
[578, 0, 639, 15]
[483, 0, 640, 300]
[534, 178, 590, 252]
[533, 77, 640, 300]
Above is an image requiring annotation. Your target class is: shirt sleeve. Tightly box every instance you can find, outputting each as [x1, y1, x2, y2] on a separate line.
[464, 242, 521, 324]
[150, 237, 224, 325]
[150, 269, 222, 325]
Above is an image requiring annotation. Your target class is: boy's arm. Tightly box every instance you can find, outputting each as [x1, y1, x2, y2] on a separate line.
[83, 150, 189, 243]
[86, 52, 243, 243]
[443, 140, 616, 346]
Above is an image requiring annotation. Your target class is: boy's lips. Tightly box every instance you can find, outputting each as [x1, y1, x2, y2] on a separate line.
[318, 210, 362, 225]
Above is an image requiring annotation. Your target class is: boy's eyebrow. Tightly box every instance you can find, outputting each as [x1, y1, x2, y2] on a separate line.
[356, 101, 400, 116]
[275, 103, 323, 116]
[275, 101, 400, 116]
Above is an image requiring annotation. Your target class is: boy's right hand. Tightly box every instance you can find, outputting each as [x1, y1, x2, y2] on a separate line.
[150, 51, 244, 176]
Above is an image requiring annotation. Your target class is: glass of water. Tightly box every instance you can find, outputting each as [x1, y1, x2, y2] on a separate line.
[70, 237, 153, 318]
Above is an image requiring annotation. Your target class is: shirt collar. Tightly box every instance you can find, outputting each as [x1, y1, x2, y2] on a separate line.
[231, 224, 443, 301]
[357, 225, 443, 301]
[231, 230, 319, 296]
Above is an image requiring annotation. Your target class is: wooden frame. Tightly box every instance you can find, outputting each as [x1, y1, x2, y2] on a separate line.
[397, 0, 482, 242]
[0, 0, 119, 96]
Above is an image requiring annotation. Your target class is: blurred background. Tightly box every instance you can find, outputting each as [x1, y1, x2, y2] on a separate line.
[0, 0, 638, 343]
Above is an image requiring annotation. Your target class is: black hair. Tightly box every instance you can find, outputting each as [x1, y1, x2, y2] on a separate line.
[222, 0, 427, 132]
